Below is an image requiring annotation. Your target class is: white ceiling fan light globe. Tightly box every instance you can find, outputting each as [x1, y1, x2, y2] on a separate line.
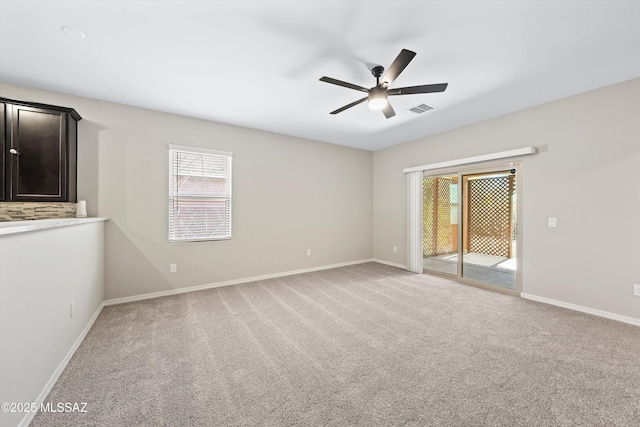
[368, 90, 388, 110]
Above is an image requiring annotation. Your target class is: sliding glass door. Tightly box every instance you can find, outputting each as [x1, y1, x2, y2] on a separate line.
[422, 175, 458, 275]
[461, 171, 517, 289]
[423, 168, 519, 292]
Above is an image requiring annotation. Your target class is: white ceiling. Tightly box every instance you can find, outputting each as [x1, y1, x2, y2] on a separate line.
[1, 1, 639, 151]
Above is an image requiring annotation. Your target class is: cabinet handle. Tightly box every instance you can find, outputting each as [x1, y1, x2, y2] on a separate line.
[9, 148, 20, 155]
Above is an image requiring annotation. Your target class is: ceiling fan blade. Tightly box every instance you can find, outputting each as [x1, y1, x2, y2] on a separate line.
[381, 49, 416, 85]
[330, 97, 368, 114]
[382, 103, 396, 119]
[388, 83, 448, 96]
[320, 76, 369, 93]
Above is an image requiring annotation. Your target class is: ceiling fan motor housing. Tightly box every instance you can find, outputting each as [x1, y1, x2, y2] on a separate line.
[371, 65, 384, 79]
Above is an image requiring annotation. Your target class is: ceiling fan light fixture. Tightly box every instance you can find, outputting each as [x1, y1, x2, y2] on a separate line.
[368, 90, 388, 110]
[320, 49, 448, 118]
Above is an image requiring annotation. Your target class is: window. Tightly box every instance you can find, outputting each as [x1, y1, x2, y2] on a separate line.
[169, 145, 232, 242]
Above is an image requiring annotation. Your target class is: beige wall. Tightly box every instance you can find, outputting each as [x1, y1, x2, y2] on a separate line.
[0, 221, 104, 427]
[0, 83, 373, 300]
[373, 78, 640, 319]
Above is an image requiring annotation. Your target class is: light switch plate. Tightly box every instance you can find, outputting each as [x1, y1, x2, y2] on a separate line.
[548, 217, 557, 228]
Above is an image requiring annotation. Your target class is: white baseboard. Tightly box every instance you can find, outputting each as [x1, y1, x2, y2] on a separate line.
[104, 259, 374, 306]
[372, 258, 407, 270]
[19, 302, 106, 427]
[521, 293, 640, 327]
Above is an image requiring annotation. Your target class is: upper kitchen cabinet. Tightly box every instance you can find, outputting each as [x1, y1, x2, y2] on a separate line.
[1, 97, 81, 202]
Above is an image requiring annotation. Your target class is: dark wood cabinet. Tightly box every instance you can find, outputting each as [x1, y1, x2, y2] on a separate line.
[1, 98, 81, 202]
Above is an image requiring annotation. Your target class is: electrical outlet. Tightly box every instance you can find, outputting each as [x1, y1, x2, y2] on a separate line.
[306, 249, 311, 256]
[634, 284, 640, 297]
[70, 302, 75, 319]
[548, 217, 557, 228]
[170, 264, 177, 273]
[393, 246, 398, 253]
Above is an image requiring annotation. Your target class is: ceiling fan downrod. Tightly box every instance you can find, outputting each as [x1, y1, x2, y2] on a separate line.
[371, 65, 384, 86]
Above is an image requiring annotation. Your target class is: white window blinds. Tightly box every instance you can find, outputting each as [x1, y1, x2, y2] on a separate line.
[169, 145, 232, 242]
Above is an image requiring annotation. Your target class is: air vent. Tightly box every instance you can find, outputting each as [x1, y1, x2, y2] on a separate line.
[408, 103, 435, 114]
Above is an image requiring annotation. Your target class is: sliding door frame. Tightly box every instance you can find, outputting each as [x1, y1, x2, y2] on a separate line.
[422, 161, 524, 296]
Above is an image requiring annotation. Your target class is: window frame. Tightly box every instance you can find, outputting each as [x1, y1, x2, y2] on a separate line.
[168, 144, 233, 243]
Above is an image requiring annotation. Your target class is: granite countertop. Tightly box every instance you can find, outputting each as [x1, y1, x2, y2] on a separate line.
[0, 217, 108, 236]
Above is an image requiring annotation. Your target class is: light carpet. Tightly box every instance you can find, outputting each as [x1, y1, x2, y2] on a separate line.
[32, 262, 640, 426]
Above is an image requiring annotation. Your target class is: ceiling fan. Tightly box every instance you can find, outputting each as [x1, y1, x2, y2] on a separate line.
[320, 49, 448, 118]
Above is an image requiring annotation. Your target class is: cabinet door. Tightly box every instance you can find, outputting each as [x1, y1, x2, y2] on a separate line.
[9, 104, 68, 201]
[1, 103, 5, 201]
